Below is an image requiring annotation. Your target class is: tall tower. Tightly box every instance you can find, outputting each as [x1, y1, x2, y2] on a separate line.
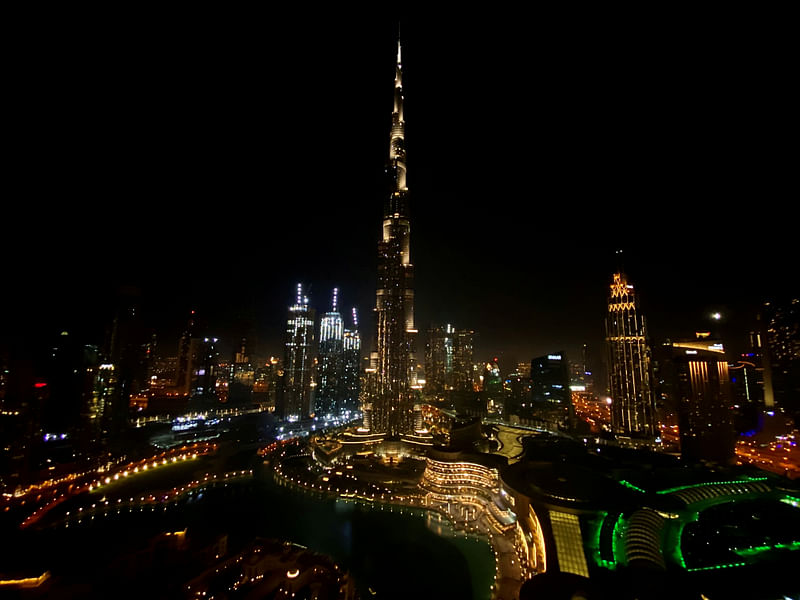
[282, 284, 316, 420]
[669, 338, 734, 463]
[605, 272, 657, 441]
[367, 38, 417, 435]
[342, 307, 362, 413]
[317, 288, 345, 417]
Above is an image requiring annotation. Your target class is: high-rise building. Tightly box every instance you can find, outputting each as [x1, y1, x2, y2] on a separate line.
[503, 368, 531, 418]
[282, 284, 316, 421]
[229, 338, 255, 403]
[529, 352, 573, 429]
[763, 298, 800, 421]
[667, 337, 735, 463]
[531, 353, 570, 405]
[425, 324, 475, 397]
[341, 308, 361, 413]
[175, 311, 197, 396]
[605, 271, 657, 442]
[365, 39, 417, 435]
[424, 324, 454, 397]
[188, 337, 219, 399]
[105, 299, 152, 435]
[317, 288, 345, 417]
[452, 329, 475, 393]
[569, 343, 595, 394]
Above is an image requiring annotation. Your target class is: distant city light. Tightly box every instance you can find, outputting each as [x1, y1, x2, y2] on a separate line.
[711, 312, 722, 320]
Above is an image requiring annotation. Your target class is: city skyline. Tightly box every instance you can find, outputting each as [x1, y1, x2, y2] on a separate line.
[3, 13, 799, 599]
[5, 11, 796, 369]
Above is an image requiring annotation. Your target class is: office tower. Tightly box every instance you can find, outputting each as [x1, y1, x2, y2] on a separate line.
[667, 337, 735, 463]
[341, 308, 361, 413]
[229, 338, 255, 403]
[531, 353, 570, 405]
[175, 311, 197, 395]
[452, 329, 475, 392]
[282, 284, 316, 421]
[188, 337, 219, 399]
[253, 357, 282, 409]
[482, 359, 503, 394]
[425, 325, 454, 397]
[317, 288, 345, 417]
[366, 39, 417, 435]
[516, 362, 532, 379]
[605, 272, 657, 441]
[569, 343, 594, 394]
[503, 368, 531, 417]
[529, 352, 573, 429]
[763, 298, 800, 421]
[104, 298, 151, 435]
[425, 325, 475, 398]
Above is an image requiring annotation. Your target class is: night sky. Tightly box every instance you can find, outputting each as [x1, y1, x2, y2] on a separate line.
[5, 8, 796, 373]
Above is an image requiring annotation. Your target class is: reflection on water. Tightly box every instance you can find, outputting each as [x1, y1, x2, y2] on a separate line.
[2, 468, 494, 600]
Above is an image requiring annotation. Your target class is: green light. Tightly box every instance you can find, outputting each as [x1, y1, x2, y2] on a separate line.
[672, 511, 698, 570]
[591, 512, 616, 570]
[611, 513, 626, 565]
[687, 562, 746, 572]
[656, 477, 769, 495]
[781, 495, 800, 508]
[734, 541, 800, 557]
[618, 480, 646, 493]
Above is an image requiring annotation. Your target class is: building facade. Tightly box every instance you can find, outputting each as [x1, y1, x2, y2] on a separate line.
[668, 338, 735, 463]
[605, 272, 657, 441]
[316, 288, 345, 417]
[282, 284, 316, 420]
[341, 308, 361, 413]
[528, 352, 573, 429]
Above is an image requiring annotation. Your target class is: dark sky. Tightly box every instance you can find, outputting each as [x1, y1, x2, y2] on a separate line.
[4, 7, 797, 372]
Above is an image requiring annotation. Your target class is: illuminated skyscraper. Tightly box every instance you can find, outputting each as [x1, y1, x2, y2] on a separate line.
[605, 272, 657, 441]
[317, 288, 344, 417]
[342, 308, 361, 412]
[282, 284, 316, 420]
[365, 38, 417, 435]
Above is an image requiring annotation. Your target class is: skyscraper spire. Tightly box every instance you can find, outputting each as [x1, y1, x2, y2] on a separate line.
[389, 36, 406, 194]
[396, 30, 402, 66]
